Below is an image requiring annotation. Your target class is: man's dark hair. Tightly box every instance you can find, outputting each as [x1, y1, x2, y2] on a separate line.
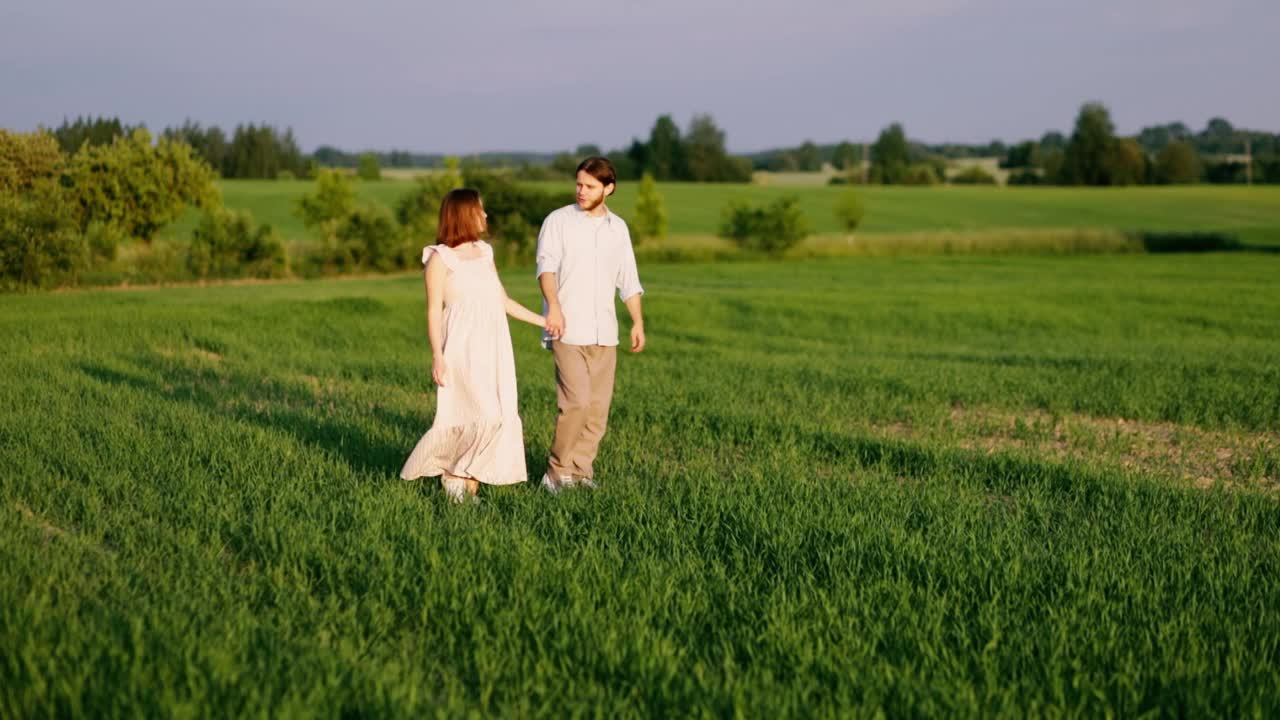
[576, 156, 617, 187]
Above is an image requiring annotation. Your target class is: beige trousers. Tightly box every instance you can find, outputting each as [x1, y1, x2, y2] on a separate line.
[548, 342, 617, 480]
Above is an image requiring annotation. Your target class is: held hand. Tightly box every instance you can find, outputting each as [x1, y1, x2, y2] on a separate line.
[630, 324, 646, 353]
[546, 306, 565, 340]
[431, 355, 448, 386]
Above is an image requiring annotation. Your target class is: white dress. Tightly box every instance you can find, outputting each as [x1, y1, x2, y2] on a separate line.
[400, 241, 527, 485]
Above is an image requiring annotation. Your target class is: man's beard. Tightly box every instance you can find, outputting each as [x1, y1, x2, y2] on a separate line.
[578, 194, 604, 211]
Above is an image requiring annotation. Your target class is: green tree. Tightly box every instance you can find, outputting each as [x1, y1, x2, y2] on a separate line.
[357, 153, 381, 181]
[831, 141, 859, 172]
[632, 172, 668, 243]
[51, 116, 129, 153]
[833, 189, 867, 239]
[795, 141, 822, 172]
[1002, 141, 1040, 169]
[1154, 141, 1201, 184]
[1108, 138, 1147, 186]
[684, 114, 750, 182]
[0, 129, 65, 194]
[296, 169, 356, 233]
[65, 128, 221, 243]
[647, 115, 686, 180]
[871, 123, 910, 184]
[1061, 102, 1118, 185]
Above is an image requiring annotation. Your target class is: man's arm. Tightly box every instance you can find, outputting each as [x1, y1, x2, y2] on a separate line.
[535, 213, 563, 340]
[617, 227, 645, 352]
[623, 293, 644, 353]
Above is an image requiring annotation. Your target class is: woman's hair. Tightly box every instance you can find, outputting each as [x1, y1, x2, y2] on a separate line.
[576, 156, 617, 187]
[436, 188, 484, 247]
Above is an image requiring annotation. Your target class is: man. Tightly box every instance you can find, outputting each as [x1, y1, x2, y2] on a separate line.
[536, 156, 645, 493]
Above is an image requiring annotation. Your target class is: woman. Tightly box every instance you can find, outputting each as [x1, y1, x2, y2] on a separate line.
[400, 188, 545, 502]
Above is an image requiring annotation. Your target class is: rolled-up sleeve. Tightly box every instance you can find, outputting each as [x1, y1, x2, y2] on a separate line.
[535, 214, 561, 278]
[616, 229, 644, 301]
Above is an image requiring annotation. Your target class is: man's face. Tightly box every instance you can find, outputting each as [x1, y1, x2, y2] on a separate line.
[575, 171, 613, 211]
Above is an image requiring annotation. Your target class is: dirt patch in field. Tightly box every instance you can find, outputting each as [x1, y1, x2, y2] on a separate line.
[880, 406, 1280, 490]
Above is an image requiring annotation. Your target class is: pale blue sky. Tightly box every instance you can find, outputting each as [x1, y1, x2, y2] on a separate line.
[1, 0, 1274, 153]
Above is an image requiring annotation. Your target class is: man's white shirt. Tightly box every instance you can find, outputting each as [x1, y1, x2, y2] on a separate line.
[535, 204, 644, 348]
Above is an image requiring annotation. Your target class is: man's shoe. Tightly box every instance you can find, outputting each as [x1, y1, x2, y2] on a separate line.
[540, 473, 568, 494]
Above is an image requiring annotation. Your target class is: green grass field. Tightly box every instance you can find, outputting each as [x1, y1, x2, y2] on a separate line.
[160, 181, 1280, 249]
[3, 253, 1279, 715]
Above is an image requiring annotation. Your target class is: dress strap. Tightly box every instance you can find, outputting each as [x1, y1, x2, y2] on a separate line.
[421, 244, 461, 271]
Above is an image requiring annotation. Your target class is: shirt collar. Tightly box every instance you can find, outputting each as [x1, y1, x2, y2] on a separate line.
[573, 203, 613, 224]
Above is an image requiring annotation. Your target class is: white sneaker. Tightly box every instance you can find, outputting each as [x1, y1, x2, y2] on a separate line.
[540, 473, 570, 494]
[574, 476, 598, 490]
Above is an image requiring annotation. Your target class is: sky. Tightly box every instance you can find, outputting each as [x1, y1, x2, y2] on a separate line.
[1, 0, 1275, 154]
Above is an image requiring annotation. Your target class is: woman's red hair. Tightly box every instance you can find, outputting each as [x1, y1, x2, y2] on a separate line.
[436, 188, 484, 247]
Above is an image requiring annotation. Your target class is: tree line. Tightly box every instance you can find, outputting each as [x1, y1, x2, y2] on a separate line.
[36, 106, 1280, 187]
[51, 116, 310, 180]
[760, 105, 1280, 186]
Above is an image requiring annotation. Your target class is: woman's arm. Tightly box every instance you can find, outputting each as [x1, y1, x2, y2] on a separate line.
[499, 280, 547, 328]
[425, 254, 448, 385]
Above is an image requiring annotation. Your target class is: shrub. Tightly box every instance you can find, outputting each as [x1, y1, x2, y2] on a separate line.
[950, 166, 998, 185]
[188, 208, 286, 279]
[834, 189, 868, 236]
[296, 169, 356, 232]
[632, 172, 668, 243]
[0, 181, 88, 289]
[901, 163, 941, 186]
[335, 204, 408, 272]
[463, 167, 573, 263]
[718, 196, 811, 255]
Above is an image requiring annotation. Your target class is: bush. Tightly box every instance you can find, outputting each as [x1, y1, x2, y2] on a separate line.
[950, 166, 997, 185]
[302, 205, 413, 275]
[632, 172, 668, 243]
[901, 163, 941, 186]
[0, 181, 88, 289]
[833, 189, 867, 236]
[83, 220, 128, 262]
[395, 167, 463, 238]
[188, 208, 286, 279]
[718, 196, 811, 255]
[463, 167, 573, 264]
[296, 169, 356, 232]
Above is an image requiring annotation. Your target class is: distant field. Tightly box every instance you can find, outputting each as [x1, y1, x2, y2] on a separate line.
[159, 181, 1280, 249]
